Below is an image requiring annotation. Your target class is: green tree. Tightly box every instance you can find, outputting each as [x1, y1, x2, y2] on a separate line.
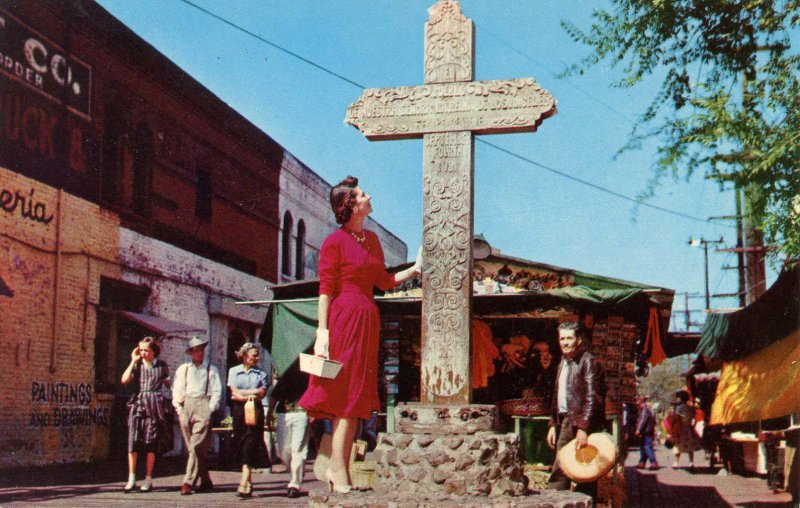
[563, 1, 800, 260]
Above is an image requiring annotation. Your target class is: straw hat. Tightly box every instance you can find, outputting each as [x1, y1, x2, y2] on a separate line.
[186, 336, 209, 352]
[557, 432, 616, 483]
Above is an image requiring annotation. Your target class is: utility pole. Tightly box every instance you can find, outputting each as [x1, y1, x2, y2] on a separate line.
[688, 237, 725, 310]
[735, 189, 747, 308]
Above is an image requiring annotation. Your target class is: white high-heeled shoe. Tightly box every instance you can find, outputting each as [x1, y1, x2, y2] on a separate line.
[325, 468, 352, 494]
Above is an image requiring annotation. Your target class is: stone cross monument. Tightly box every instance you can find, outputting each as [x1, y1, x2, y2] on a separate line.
[344, 1, 560, 497]
[347, 0, 556, 407]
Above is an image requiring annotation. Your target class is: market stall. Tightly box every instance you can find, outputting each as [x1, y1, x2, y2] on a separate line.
[257, 254, 676, 466]
[695, 264, 799, 494]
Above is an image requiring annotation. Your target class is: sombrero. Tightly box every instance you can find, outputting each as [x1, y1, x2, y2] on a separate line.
[557, 432, 616, 483]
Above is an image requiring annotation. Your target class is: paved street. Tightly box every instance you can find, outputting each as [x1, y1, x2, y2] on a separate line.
[0, 445, 795, 507]
[623, 443, 794, 507]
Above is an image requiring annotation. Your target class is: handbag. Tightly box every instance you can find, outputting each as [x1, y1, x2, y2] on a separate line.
[244, 396, 258, 426]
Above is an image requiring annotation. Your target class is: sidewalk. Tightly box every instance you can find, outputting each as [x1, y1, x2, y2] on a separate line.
[2, 446, 795, 507]
[0, 455, 325, 507]
[623, 443, 794, 507]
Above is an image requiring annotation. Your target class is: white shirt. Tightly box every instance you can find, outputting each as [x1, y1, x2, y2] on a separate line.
[557, 358, 571, 414]
[172, 362, 222, 413]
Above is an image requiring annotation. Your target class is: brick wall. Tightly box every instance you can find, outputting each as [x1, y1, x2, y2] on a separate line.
[0, 167, 272, 469]
[0, 167, 121, 468]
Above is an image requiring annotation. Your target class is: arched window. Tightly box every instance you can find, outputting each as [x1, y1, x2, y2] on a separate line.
[295, 220, 306, 280]
[281, 211, 293, 276]
[131, 123, 153, 216]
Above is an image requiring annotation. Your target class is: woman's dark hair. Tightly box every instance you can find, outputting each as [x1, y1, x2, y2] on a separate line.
[674, 390, 690, 403]
[139, 336, 161, 357]
[330, 175, 359, 225]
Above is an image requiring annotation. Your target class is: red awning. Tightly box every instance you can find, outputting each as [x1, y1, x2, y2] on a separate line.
[118, 311, 203, 336]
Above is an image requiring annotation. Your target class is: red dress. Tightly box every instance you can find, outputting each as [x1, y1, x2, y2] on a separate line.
[299, 228, 396, 419]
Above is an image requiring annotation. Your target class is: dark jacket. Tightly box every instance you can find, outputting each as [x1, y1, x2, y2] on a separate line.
[635, 404, 655, 436]
[549, 346, 606, 432]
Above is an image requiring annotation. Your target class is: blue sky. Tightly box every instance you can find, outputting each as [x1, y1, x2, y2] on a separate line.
[95, 0, 779, 330]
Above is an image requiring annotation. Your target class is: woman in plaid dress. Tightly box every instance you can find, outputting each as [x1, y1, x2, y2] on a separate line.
[121, 337, 173, 492]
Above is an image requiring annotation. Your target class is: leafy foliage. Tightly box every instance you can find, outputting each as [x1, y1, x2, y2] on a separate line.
[563, 0, 800, 260]
[638, 356, 688, 414]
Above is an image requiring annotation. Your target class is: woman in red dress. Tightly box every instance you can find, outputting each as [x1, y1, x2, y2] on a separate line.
[299, 176, 420, 493]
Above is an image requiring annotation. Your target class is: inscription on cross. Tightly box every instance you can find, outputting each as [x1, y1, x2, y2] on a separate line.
[346, 0, 556, 405]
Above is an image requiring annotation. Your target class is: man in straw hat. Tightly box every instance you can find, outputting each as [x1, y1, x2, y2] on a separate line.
[546, 320, 606, 501]
[172, 336, 222, 495]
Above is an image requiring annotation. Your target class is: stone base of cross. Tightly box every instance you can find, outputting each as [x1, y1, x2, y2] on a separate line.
[346, 0, 556, 408]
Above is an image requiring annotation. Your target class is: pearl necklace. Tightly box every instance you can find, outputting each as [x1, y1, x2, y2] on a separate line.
[346, 229, 369, 250]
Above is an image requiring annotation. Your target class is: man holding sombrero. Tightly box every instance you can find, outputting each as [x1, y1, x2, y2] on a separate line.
[546, 320, 607, 501]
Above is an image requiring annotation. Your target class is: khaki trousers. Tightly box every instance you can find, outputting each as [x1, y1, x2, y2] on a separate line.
[179, 395, 212, 486]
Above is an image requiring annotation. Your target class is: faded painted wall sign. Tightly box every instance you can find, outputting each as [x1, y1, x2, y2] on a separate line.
[0, 90, 90, 174]
[0, 8, 92, 118]
[28, 381, 108, 428]
[0, 185, 54, 224]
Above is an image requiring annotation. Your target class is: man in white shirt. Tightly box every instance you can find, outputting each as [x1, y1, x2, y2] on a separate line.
[172, 336, 222, 495]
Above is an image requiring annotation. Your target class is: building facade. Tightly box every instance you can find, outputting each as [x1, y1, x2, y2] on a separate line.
[277, 151, 407, 284]
[0, 0, 406, 468]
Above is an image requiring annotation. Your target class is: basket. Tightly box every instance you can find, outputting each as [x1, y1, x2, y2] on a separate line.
[299, 353, 342, 379]
[349, 460, 376, 490]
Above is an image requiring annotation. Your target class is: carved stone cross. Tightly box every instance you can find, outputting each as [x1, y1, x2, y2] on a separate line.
[346, 0, 556, 405]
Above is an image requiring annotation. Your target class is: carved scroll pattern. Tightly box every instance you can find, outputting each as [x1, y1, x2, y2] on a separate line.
[425, 1, 473, 84]
[421, 131, 472, 402]
[344, 79, 557, 140]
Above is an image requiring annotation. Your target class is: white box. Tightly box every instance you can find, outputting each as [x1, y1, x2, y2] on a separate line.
[299, 353, 343, 379]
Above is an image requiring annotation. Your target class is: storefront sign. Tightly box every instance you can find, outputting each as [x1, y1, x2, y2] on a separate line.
[0, 8, 92, 118]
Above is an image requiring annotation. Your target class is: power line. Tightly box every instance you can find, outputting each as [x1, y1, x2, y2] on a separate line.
[478, 139, 734, 228]
[475, 22, 638, 125]
[177, 0, 366, 90]
[172, 0, 736, 230]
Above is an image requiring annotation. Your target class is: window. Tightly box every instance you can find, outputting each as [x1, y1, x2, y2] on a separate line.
[100, 106, 126, 203]
[281, 211, 293, 276]
[295, 220, 306, 280]
[94, 277, 150, 393]
[131, 123, 153, 216]
[196, 167, 212, 222]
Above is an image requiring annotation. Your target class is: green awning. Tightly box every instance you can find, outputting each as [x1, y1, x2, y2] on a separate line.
[546, 286, 644, 305]
[263, 299, 318, 375]
[697, 265, 799, 361]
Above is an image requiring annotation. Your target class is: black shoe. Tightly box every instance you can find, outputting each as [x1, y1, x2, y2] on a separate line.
[287, 487, 301, 498]
[197, 479, 213, 492]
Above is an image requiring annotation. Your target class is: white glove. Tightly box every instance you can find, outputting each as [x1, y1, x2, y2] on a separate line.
[314, 328, 330, 358]
[412, 245, 423, 274]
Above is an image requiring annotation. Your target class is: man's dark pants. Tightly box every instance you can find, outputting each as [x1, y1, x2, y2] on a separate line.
[548, 414, 598, 500]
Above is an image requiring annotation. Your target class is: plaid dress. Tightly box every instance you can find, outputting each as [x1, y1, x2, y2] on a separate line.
[127, 359, 173, 454]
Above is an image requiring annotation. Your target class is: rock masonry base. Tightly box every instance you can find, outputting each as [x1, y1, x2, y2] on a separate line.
[308, 487, 593, 508]
[374, 431, 527, 496]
